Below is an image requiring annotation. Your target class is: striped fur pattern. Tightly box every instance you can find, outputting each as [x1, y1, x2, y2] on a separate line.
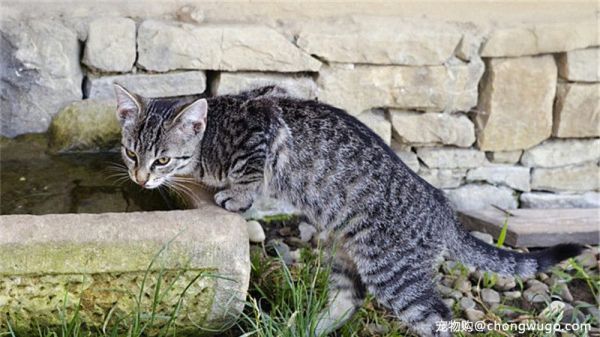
[115, 85, 583, 337]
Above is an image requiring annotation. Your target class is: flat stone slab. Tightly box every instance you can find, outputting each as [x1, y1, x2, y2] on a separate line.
[459, 208, 600, 247]
[0, 206, 249, 335]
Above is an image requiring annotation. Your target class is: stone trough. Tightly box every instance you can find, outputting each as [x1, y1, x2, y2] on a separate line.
[0, 205, 250, 335]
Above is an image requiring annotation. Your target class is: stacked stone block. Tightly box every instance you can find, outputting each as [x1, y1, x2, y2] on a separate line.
[1, 14, 598, 210]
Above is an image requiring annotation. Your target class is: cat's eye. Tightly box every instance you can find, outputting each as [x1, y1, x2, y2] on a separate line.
[154, 157, 170, 166]
[125, 149, 137, 160]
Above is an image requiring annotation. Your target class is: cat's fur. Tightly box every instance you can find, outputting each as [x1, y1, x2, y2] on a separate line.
[115, 84, 583, 337]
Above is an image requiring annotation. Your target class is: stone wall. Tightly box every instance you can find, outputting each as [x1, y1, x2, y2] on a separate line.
[1, 4, 598, 211]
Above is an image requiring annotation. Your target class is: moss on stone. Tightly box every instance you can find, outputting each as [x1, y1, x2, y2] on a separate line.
[48, 100, 121, 153]
[0, 269, 216, 335]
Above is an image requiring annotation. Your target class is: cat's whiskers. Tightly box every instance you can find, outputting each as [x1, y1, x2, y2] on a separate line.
[164, 179, 203, 207]
[104, 162, 132, 186]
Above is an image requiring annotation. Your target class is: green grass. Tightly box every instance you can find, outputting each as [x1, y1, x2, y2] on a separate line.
[233, 247, 331, 337]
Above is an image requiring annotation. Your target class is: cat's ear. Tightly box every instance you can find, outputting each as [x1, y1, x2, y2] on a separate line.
[171, 98, 208, 135]
[114, 83, 141, 126]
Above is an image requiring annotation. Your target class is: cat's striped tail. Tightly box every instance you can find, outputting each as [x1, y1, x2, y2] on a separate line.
[448, 228, 583, 277]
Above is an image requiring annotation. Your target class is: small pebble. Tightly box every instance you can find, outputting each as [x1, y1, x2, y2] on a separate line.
[556, 283, 574, 302]
[575, 250, 598, 269]
[573, 300, 600, 320]
[460, 297, 476, 311]
[439, 285, 463, 300]
[526, 279, 549, 291]
[465, 308, 485, 321]
[523, 281, 550, 304]
[298, 222, 317, 242]
[443, 298, 455, 308]
[494, 275, 516, 291]
[562, 303, 587, 324]
[442, 260, 459, 274]
[441, 276, 454, 288]
[19, 176, 26, 181]
[278, 226, 293, 237]
[539, 301, 566, 320]
[481, 288, 500, 304]
[454, 276, 472, 293]
[268, 240, 293, 265]
[289, 249, 302, 263]
[470, 231, 493, 245]
[503, 291, 522, 300]
[366, 323, 389, 335]
[246, 220, 266, 243]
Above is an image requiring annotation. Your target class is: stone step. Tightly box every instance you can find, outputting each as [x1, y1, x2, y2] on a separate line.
[458, 208, 600, 247]
[0, 206, 249, 335]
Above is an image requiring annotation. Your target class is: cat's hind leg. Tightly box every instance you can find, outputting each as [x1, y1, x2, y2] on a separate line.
[351, 241, 452, 337]
[314, 247, 366, 336]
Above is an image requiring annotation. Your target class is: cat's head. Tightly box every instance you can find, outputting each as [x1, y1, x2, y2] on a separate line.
[114, 84, 207, 189]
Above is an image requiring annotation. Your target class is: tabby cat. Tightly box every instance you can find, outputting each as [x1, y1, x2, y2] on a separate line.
[114, 84, 582, 337]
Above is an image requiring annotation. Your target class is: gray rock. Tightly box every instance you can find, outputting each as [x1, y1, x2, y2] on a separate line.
[85, 71, 207, 100]
[465, 308, 485, 321]
[392, 146, 420, 173]
[83, 17, 136, 72]
[481, 288, 500, 304]
[562, 304, 587, 324]
[574, 301, 600, 320]
[480, 20, 597, 57]
[531, 163, 600, 192]
[298, 222, 317, 243]
[575, 250, 598, 269]
[211, 72, 317, 99]
[443, 298, 456, 308]
[460, 297, 476, 311]
[503, 291, 522, 300]
[470, 231, 494, 245]
[296, 17, 462, 66]
[558, 47, 600, 82]
[441, 276, 454, 288]
[466, 165, 531, 192]
[454, 276, 472, 293]
[289, 249, 302, 263]
[520, 192, 600, 208]
[555, 283, 574, 302]
[475, 56, 556, 151]
[317, 59, 483, 115]
[439, 285, 462, 300]
[494, 275, 517, 291]
[524, 280, 550, 303]
[246, 220, 266, 243]
[356, 110, 392, 145]
[553, 83, 600, 138]
[416, 147, 487, 169]
[137, 20, 321, 72]
[389, 111, 475, 147]
[538, 300, 566, 319]
[418, 168, 466, 189]
[486, 150, 523, 164]
[366, 323, 389, 335]
[521, 139, 600, 168]
[444, 184, 517, 211]
[1, 19, 82, 137]
[268, 240, 293, 265]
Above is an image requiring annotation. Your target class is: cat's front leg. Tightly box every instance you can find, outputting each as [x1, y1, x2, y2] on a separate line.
[214, 182, 260, 212]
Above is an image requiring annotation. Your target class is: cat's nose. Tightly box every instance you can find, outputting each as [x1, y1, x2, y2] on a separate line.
[135, 170, 149, 187]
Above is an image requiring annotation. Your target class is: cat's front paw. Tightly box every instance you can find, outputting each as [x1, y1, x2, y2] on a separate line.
[214, 190, 252, 212]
